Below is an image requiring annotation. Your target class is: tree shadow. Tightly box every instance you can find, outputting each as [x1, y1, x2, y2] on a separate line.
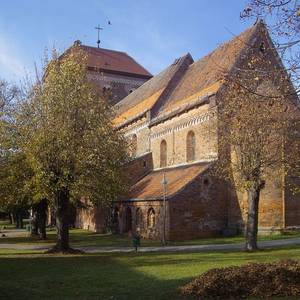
[0, 247, 299, 299]
[0, 253, 195, 300]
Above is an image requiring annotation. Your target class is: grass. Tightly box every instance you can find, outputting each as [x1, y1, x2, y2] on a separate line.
[0, 219, 29, 231]
[0, 246, 300, 299]
[1, 220, 300, 299]
[1, 222, 300, 248]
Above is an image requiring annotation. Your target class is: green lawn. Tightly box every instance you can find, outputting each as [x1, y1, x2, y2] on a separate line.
[0, 246, 300, 299]
[1, 220, 300, 299]
[1, 219, 300, 248]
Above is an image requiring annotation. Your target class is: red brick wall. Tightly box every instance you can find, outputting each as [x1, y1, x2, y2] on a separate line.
[75, 204, 109, 233]
[285, 176, 300, 228]
[117, 200, 168, 240]
[124, 152, 153, 185]
[168, 172, 229, 240]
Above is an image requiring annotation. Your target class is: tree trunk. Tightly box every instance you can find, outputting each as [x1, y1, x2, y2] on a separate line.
[8, 213, 13, 224]
[16, 212, 20, 229]
[12, 213, 17, 227]
[245, 185, 261, 251]
[19, 214, 23, 229]
[38, 199, 47, 240]
[54, 188, 70, 252]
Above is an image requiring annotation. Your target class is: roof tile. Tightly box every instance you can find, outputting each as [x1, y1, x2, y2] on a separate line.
[128, 162, 210, 200]
[80, 45, 152, 78]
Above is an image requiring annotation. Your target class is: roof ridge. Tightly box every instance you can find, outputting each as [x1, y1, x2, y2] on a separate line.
[219, 21, 264, 83]
[113, 53, 194, 126]
[127, 161, 212, 201]
[150, 53, 194, 117]
[190, 23, 257, 68]
[152, 160, 211, 173]
[114, 23, 263, 127]
[150, 24, 260, 121]
[80, 44, 128, 55]
[117, 52, 193, 103]
[121, 52, 153, 76]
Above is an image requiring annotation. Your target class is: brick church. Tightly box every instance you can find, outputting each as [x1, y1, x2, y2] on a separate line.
[75, 21, 300, 240]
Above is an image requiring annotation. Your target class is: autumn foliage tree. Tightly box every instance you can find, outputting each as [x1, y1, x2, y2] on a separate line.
[19, 47, 128, 252]
[215, 22, 300, 251]
[242, 0, 300, 92]
[218, 80, 299, 250]
[0, 79, 31, 227]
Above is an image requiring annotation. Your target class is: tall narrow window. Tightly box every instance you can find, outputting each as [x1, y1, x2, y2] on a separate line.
[160, 140, 167, 167]
[136, 208, 143, 228]
[186, 131, 196, 162]
[147, 208, 155, 228]
[131, 134, 137, 157]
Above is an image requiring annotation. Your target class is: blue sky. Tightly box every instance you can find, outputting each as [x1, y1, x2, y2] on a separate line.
[0, 0, 252, 82]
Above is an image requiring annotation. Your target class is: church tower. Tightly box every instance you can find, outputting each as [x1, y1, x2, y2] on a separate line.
[68, 40, 152, 105]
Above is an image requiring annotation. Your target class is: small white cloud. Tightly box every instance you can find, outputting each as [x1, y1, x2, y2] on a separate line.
[0, 34, 26, 79]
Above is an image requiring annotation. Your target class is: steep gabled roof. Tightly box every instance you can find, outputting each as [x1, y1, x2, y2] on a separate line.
[114, 23, 262, 127]
[155, 25, 256, 117]
[127, 162, 210, 200]
[77, 44, 152, 78]
[114, 54, 193, 126]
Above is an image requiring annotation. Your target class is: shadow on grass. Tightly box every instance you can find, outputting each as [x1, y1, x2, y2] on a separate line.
[0, 253, 196, 300]
[0, 247, 300, 299]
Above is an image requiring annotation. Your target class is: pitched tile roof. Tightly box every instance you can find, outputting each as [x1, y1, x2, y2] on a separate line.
[155, 25, 256, 117]
[114, 54, 193, 126]
[79, 45, 152, 78]
[114, 23, 260, 126]
[127, 162, 210, 200]
[113, 88, 164, 125]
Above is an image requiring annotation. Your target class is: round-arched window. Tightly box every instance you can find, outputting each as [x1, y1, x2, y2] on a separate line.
[160, 140, 167, 167]
[147, 208, 155, 228]
[186, 131, 196, 162]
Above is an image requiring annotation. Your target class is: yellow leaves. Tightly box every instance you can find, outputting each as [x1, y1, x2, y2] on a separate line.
[20, 46, 128, 204]
[214, 69, 300, 192]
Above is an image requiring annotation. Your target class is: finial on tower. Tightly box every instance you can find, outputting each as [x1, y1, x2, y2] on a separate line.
[73, 40, 82, 46]
[95, 25, 103, 48]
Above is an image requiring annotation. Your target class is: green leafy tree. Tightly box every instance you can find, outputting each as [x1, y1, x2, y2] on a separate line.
[19, 47, 128, 252]
[0, 79, 31, 227]
[213, 25, 300, 250]
[0, 152, 32, 228]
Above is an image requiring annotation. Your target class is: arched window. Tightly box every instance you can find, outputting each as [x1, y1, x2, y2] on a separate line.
[136, 208, 143, 228]
[147, 208, 155, 228]
[160, 140, 167, 167]
[125, 207, 132, 232]
[186, 131, 196, 162]
[131, 134, 137, 157]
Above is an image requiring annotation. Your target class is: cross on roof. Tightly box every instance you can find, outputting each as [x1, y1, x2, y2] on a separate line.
[94, 25, 103, 48]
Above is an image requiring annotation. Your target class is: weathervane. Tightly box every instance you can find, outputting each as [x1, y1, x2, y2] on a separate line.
[94, 21, 111, 48]
[95, 25, 103, 48]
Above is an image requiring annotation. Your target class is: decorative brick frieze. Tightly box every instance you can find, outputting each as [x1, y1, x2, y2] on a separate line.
[150, 112, 212, 141]
[123, 122, 150, 137]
